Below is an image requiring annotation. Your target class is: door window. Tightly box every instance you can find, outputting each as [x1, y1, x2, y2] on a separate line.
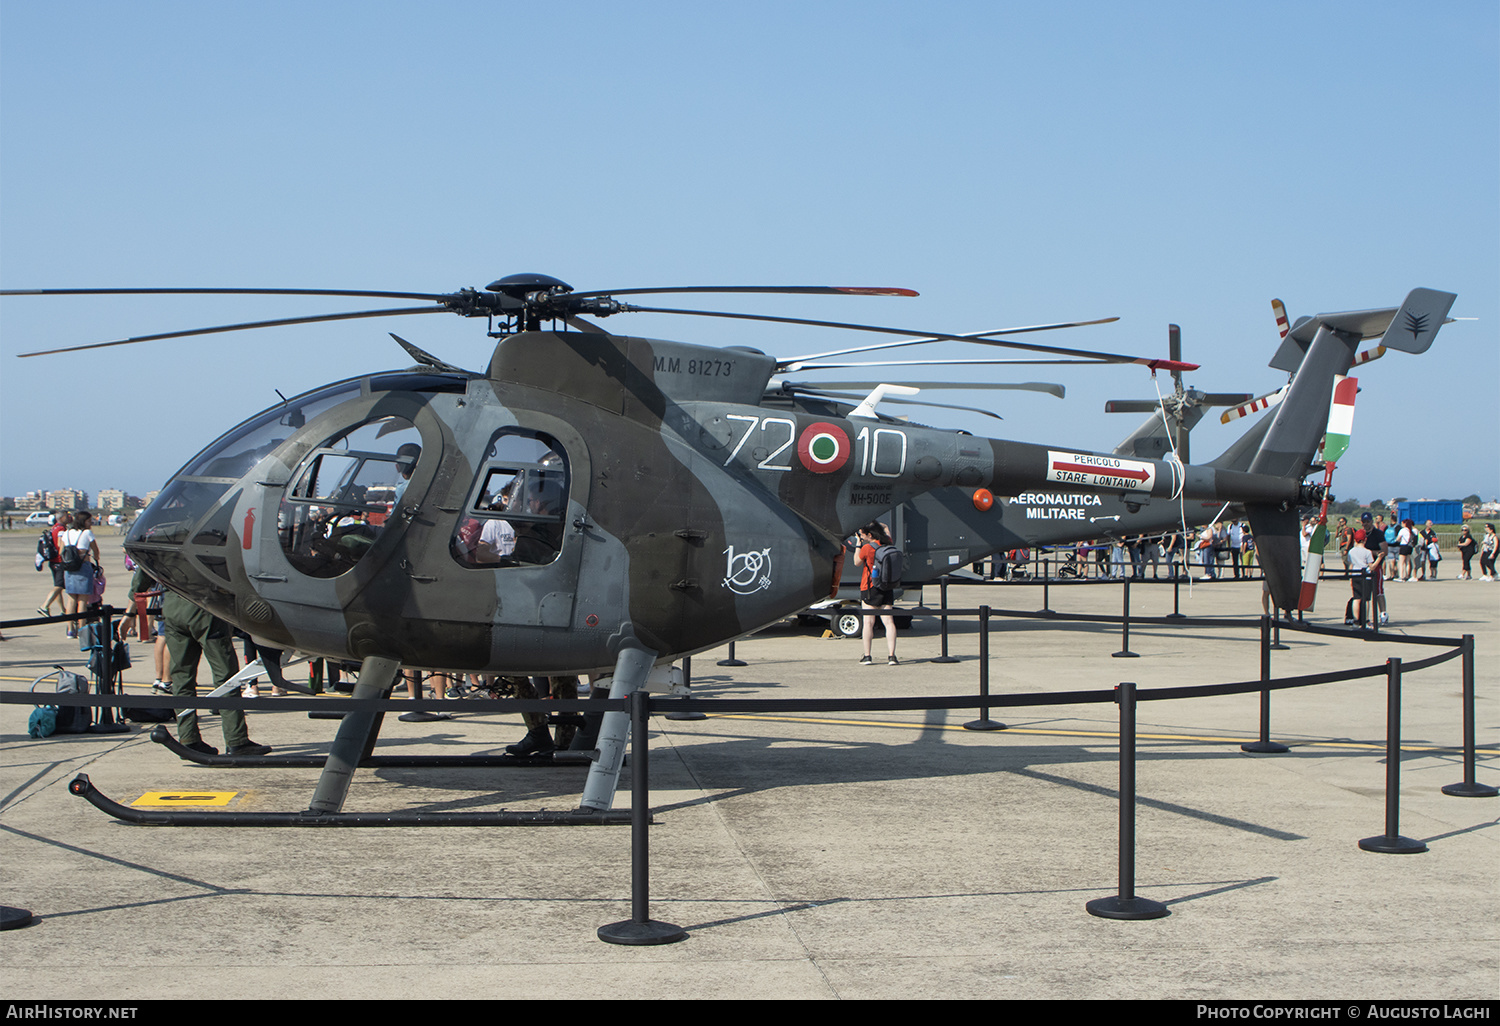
[453, 430, 569, 568]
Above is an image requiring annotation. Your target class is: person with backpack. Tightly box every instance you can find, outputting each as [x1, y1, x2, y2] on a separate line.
[58, 511, 101, 638]
[853, 521, 901, 666]
[36, 511, 70, 620]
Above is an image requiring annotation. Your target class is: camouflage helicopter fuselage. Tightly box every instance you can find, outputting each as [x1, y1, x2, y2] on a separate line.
[125, 328, 1310, 675]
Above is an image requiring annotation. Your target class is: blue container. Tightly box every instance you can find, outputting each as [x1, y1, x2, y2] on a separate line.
[1396, 500, 1463, 525]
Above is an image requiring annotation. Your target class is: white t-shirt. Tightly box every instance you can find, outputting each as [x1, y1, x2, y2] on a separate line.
[479, 518, 516, 559]
[1349, 544, 1373, 574]
[61, 528, 96, 564]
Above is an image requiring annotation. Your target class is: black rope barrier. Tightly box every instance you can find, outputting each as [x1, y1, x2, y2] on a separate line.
[4, 585, 1491, 944]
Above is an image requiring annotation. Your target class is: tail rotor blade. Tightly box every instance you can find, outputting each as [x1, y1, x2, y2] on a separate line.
[1272, 298, 1291, 341]
[1220, 385, 1289, 424]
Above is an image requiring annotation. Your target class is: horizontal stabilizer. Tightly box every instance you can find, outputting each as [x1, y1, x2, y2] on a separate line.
[1269, 289, 1456, 371]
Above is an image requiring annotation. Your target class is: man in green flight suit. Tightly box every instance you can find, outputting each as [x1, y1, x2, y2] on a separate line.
[125, 567, 271, 758]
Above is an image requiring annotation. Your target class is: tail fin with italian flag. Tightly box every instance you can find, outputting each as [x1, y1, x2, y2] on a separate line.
[1246, 289, 1457, 611]
[1296, 376, 1358, 610]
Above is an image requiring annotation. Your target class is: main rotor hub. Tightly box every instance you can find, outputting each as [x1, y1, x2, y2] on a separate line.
[485, 273, 574, 301]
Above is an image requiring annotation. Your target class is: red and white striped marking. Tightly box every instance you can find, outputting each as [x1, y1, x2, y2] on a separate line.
[1272, 298, 1290, 340]
[1221, 386, 1288, 424]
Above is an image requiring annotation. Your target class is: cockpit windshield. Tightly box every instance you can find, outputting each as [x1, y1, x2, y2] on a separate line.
[178, 378, 366, 482]
[129, 378, 366, 547]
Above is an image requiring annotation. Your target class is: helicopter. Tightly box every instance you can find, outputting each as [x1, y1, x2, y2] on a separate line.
[777, 306, 1415, 623]
[4, 276, 1457, 813]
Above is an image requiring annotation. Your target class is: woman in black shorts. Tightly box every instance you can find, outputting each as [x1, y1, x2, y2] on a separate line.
[854, 522, 898, 666]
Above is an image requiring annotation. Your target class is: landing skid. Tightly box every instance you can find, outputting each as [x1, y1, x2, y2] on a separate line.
[67, 774, 631, 827]
[74, 644, 659, 824]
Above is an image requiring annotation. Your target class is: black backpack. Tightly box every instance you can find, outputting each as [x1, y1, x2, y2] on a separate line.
[59, 531, 84, 571]
[871, 543, 904, 587]
[37, 529, 58, 567]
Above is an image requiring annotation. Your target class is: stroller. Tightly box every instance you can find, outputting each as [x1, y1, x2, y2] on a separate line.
[1056, 545, 1086, 579]
[1002, 547, 1031, 581]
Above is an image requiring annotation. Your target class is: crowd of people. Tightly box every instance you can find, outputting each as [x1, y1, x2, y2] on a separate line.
[1056, 524, 1257, 581]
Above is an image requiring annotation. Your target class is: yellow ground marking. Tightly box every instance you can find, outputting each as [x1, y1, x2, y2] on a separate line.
[701, 713, 1466, 754]
[133, 791, 238, 807]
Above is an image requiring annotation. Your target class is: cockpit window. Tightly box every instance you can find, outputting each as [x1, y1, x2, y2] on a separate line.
[453, 430, 569, 568]
[279, 416, 422, 578]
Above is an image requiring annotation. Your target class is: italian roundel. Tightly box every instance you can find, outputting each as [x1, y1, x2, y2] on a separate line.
[797, 422, 850, 473]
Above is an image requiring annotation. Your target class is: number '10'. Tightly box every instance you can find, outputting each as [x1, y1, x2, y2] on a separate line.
[856, 426, 907, 478]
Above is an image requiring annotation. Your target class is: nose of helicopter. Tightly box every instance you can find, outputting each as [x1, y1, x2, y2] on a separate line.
[125, 473, 255, 626]
[121, 375, 369, 630]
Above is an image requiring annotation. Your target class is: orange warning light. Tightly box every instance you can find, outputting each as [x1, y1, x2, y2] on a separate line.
[972, 488, 994, 512]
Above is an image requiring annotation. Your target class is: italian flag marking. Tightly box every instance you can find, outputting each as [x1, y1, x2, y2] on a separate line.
[797, 422, 851, 474]
[1298, 376, 1358, 611]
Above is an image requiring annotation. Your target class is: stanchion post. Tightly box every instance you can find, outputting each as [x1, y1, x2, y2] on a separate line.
[1359, 658, 1427, 854]
[932, 577, 959, 663]
[717, 641, 746, 667]
[1243, 615, 1288, 753]
[666, 653, 706, 722]
[91, 606, 128, 734]
[1087, 682, 1168, 920]
[1113, 578, 1138, 658]
[964, 605, 1005, 731]
[1166, 574, 1184, 619]
[1037, 560, 1054, 617]
[1442, 635, 1497, 798]
[599, 691, 686, 945]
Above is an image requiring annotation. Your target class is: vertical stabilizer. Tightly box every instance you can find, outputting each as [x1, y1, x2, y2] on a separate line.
[1247, 289, 1456, 610]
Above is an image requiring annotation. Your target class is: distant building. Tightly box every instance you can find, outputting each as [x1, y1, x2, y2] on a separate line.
[14, 491, 47, 511]
[45, 488, 89, 511]
[97, 488, 138, 512]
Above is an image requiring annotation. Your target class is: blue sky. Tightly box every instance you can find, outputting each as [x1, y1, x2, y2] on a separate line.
[2, 1, 1496, 505]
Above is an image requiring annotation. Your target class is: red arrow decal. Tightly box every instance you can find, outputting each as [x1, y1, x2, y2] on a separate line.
[1050, 460, 1151, 482]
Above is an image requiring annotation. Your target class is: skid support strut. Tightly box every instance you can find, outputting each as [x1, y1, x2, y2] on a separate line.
[307, 654, 403, 814]
[580, 643, 657, 812]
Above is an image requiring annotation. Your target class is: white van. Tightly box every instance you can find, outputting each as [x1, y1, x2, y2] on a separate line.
[23, 511, 55, 525]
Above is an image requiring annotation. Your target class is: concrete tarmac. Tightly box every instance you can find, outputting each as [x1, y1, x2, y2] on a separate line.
[2, 529, 1496, 1000]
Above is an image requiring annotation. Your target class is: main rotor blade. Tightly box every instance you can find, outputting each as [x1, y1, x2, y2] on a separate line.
[16, 305, 449, 357]
[1106, 392, 1253, 414]
[1, 286, 455, 301]
[745, 315, 1140, 369]
[782, 356, 1107, 371]
[781, 385, 1005, 421]
[568, 285, 919, 299]
[781, 385, 1004, 421]
[624, 307, 1184, 370]
[786, 379, 1065, 399]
